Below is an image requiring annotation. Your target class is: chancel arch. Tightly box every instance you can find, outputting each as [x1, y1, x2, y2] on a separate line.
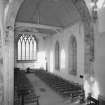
[68, 35, 77, 75]
[3, 0, 95, 105]
[55, 41, 60, 71]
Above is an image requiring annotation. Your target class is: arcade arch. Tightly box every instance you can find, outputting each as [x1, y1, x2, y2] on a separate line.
[3, 0, 94, 105]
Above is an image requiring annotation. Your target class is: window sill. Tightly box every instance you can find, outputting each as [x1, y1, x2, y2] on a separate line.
[16, 60, 37, 63]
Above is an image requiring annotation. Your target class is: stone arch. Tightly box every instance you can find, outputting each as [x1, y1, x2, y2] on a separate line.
[55, 41, 60, 71]
[3, 1, 24, 105]
[71, 0, 94, 75]
[6, 0, 94, 75]
[5, 0, 24, 26]
[16, 33, 38, 60]
[68, 35, 77, 75]
[4, 1, 94, 105]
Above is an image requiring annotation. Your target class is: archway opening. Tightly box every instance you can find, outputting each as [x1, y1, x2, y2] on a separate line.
[55, 41, 60, 71]
[68, 35, 77, 75]
[4, 0, 94, 105]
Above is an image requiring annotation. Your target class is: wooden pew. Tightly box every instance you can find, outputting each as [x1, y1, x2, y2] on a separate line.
[34, 69, 84, 102]
[87, 95, 99, 105]
[14, 69, 40, 105]
[24, 94, 40, 105]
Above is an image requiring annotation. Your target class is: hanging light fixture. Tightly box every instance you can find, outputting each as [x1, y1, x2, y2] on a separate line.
[91, 0, 98, 22]
[91, 0, 105, 22]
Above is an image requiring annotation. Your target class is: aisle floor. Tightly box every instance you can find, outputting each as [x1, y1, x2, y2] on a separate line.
[26, 73, 85, 105]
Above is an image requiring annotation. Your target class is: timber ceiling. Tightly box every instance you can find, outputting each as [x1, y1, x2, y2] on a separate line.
[15, 0, 81, 35]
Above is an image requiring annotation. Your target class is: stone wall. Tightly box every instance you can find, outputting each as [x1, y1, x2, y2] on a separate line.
[93, 7, 105, 98]
[94, 31, 105, 98]
[45, 21, 85, 84]
[15, 34, 46, 69]
[0, 1, 6, 105]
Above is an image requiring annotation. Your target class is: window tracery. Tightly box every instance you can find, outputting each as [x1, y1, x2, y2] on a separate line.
[17, 33, 37, 61]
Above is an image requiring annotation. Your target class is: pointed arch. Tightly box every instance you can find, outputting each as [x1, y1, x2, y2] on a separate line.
[17, 33, 37, 61]
[55, 41, 60, 71]
[68, 35, 77, 75]
[5, 1, 94, 105]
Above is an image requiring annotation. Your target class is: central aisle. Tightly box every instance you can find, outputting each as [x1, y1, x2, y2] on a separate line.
[26, 73, 84, 105]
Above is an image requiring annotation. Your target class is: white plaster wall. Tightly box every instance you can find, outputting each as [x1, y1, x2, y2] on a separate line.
[16, 36, 47, 69]
[45, 21, 85, 84]
[43, 36, 52, 71]
[16, 62, 36, 70]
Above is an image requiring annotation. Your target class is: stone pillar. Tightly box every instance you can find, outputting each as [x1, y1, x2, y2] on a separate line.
[84, 20, 95, 77]
[5, 28, 14, 105]
[0, 1, 6, 105]
[14, 32, 18, 67]
[84, 21, 91, 74]
[0, 0, 14, 105]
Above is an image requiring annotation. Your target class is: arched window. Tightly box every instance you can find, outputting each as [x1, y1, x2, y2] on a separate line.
[18, 38, 21, 60]
[17, 33, 37, 61]
[68, 35, 77, 75]
[55, 41, 60, 71]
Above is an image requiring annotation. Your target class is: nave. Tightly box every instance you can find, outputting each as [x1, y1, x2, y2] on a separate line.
[14, 69, 85, 105]
[1, 0, 105, 105]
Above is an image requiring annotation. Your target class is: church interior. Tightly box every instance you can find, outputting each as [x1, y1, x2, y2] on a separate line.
[0, 0, 105, 105]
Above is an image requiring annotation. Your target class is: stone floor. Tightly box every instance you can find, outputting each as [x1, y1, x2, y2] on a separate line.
[26, 73, 86, 105]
